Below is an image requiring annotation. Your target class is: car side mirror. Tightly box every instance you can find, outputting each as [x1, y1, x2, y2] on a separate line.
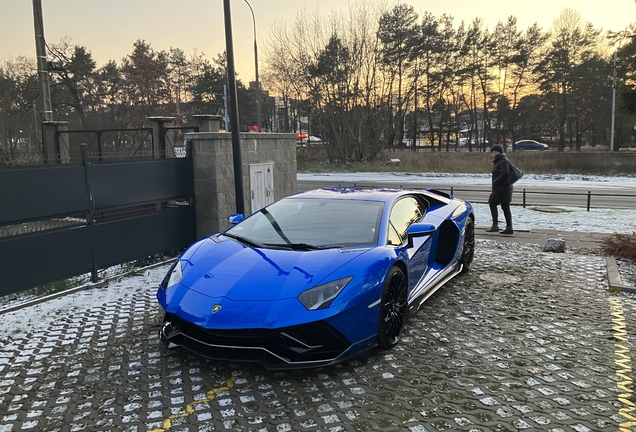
[228, 213, 244, 224]
[406, 223, 437, 248]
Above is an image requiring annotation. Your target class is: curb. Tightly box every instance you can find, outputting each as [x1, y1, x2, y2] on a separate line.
[607, 256, 636, 293]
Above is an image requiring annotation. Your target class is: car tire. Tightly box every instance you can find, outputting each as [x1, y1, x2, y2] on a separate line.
[460, 217, 475, 273]
[377, 266, 408, 349]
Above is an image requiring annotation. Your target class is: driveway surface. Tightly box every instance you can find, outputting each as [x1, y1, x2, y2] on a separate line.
[0, 239, 634, 431]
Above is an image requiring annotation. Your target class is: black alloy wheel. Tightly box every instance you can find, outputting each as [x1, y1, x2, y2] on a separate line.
[377, 266, 408, 349]
[460, 217, 475, 273]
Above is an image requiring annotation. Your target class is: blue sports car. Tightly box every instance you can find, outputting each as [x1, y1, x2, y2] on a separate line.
[157, 187, 475, 369]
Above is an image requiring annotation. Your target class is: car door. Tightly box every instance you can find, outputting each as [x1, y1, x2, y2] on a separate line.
[387, 196, 433, 292]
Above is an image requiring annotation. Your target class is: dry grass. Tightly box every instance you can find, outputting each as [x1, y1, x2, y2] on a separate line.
[601, 233, 636, 261]
[297, 147, 636, 176]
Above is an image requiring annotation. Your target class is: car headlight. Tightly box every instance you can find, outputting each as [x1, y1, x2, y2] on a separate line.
[298, 276, 353, 310]
[161, 259, 183, 290]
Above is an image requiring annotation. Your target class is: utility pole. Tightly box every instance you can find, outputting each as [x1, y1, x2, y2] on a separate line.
[32, 0, 52, 122]
[610, 51, 617, 152]
[223, 0, 245, 215]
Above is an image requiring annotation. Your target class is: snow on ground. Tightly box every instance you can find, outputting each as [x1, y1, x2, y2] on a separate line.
[299, 171, 636, 189]
[471, 204, 635, 234]
[0, 265, 170, 340]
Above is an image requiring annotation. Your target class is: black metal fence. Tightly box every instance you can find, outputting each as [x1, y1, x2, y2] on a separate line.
[61, 128, 154, 162]
[0, 124, 199, 166]
[445, 187, 636, 211]
[59, 126, 199, 162]
[165, 126, 198, 157]
[0, 143, 196, 297]
[336, 183, 636, 211]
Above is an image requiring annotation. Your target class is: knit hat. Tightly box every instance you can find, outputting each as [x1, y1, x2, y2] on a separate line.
[490, 145, 503, 154]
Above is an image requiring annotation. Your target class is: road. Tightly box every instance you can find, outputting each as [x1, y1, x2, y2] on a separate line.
[297, 179, 636, 209]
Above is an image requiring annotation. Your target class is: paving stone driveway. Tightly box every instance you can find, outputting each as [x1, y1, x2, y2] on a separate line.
[0, 240, 634, 432]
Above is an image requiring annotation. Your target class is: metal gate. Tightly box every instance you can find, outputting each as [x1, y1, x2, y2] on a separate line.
[0, 145, 196, 297]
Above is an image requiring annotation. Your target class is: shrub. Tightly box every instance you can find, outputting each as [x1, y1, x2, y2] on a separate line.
[601, 232, 636, 261]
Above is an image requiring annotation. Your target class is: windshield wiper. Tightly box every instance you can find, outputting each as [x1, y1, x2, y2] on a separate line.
[222, 232, 266, 249]
[260, 208, 293, 245]
[266, 243, 342, 251]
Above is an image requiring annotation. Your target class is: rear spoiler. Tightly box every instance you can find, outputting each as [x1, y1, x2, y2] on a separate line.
[426, 188, 452, 199]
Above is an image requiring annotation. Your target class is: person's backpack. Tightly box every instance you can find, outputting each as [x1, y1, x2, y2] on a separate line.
[507, 163, 523, 186]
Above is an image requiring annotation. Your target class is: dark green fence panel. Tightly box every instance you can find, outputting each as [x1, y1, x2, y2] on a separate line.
[88, 158, 194, 210]
[0, 142, 196, 296]
[93, 207, 196, 269]
[0, 227, 93, 296]
[0, 164, 87, 225]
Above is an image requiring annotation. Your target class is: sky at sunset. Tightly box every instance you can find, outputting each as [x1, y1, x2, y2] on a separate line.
[0, 0, 634, 83]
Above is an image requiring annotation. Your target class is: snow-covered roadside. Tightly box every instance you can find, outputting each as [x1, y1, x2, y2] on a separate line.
[472, 203, 635, 234]
[299, 171, 636, 189]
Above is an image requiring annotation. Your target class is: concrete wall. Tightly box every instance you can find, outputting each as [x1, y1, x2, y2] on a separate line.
[187, 132, 297, 238]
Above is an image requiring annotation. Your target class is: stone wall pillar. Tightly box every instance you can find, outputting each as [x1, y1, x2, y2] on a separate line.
[42, 121, 69, 164]
[186, 132, 297, 238]
[193, 114, 223, 132]
[147, 116, 174, 158]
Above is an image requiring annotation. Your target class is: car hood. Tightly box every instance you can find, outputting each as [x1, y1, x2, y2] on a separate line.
[179, 236, 370, 301]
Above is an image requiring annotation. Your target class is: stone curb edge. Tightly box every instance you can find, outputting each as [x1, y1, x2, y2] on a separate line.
[607, 256, 636, 293]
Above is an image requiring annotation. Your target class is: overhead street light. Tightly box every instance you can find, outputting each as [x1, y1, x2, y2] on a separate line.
[243, 0, 260, 132]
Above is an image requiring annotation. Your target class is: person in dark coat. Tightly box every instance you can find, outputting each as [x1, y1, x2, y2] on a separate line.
[487, 145, 514, 234]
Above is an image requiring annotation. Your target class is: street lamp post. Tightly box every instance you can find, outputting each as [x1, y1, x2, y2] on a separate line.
[243, 0, 260, 132]
[611, 51, 617, 152]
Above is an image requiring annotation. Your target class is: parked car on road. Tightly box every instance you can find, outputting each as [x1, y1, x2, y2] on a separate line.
[157, 187, 475, 369]
[296, 133, 323, 146]
[514, 140, 549, 151]
[302, 135, 323, 145]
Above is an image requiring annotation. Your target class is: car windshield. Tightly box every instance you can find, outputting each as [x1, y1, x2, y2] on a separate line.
[225, 198, 384, 248]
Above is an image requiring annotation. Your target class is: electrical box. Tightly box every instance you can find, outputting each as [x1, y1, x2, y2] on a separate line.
[249, 162, 274, 213]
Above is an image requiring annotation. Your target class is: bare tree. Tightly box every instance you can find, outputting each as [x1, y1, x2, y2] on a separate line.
[263, 0, 389, 161]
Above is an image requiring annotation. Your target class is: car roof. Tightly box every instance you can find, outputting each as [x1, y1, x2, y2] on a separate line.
[289, 187, 452, 205]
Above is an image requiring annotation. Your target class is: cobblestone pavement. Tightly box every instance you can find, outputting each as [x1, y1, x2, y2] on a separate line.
[1, 240, 635, 431]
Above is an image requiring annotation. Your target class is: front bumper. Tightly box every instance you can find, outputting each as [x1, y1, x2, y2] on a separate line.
[159, 312, 375, 370]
